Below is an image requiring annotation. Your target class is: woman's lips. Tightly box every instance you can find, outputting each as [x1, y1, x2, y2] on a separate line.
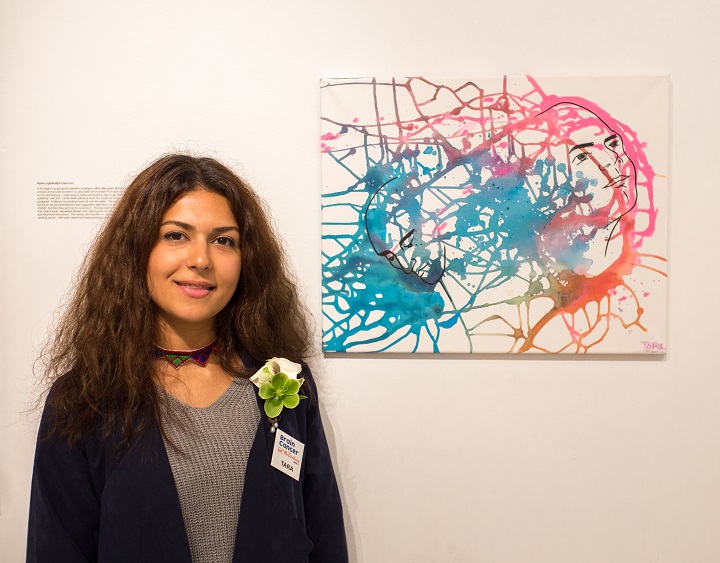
[604, 174, 630, 189]
[174, 281, 215, 299]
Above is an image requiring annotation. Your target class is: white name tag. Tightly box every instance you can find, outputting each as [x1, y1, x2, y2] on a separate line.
[271, 429, 304, 481]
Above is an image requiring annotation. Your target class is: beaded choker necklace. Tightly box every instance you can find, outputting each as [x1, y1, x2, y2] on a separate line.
[154, 340, 218, 370]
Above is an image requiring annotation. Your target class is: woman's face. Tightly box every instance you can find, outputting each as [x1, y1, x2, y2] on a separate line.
[367, 181, 447, 286]
[560, 107, 638, 219]
[146, 189, 242, 340]
[378, 225, 446, 285]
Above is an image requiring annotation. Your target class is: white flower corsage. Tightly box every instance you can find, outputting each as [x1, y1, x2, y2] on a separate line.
[250, 357, 306, 422]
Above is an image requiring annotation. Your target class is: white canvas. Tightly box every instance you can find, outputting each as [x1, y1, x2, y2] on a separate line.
[320, 76, 669, 354]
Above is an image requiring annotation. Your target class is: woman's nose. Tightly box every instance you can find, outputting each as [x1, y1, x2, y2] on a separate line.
[187, 240, 212, 270]
[395, 249, 416, 274]
[607, 148, 623, 167]
[596, 150, 621, 180]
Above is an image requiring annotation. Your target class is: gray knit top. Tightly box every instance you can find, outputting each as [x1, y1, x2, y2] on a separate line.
[159, 378, 260, 563]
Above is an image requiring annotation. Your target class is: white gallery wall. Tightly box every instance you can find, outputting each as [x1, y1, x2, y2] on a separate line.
[1, 1, 719, 561]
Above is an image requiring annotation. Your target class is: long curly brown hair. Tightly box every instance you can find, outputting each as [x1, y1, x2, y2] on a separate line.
[40, 154, 312, 446]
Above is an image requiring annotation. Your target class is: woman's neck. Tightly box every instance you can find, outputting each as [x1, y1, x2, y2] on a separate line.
[154, 317, 216, 350]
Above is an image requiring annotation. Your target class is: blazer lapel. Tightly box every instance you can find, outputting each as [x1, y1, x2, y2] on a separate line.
[97, 418, 193, 562]
[232, 376, 313, 562]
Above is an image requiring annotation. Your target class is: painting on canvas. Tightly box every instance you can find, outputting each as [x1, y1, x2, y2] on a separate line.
[320, 76, 668, 354]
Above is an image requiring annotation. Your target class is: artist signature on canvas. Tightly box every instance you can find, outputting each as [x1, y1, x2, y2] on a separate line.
[641, 341, 665, 352]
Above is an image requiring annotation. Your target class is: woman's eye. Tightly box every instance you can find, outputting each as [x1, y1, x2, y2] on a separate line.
[379, 250, 396, 262]
[574, 152, 589, 164]
[399, 229, 415, 249]
[214, 236, 237, 247]
[163, 231, 186, 242]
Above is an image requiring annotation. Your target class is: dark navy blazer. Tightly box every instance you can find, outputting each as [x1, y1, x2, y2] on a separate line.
[27, 363, 348, 563]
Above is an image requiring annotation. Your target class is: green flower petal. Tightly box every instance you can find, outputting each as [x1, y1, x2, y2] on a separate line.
[271, 372, 288, 389]
[258, 382, 275, 399]
[282, 394, 300, 409]
[264, 397, 283, 418]
[285, 378, 300, 395]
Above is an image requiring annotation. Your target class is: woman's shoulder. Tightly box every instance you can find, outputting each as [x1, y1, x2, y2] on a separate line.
[38, 371, 154, 454]
[38, 374, 80, 432]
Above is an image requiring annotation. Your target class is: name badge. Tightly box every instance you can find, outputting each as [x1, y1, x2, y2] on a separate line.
[271, 429, 304, 481]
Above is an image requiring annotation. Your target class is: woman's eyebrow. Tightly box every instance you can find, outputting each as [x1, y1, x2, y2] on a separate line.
[159, 220, 239, 234]
[569, 142, 594, 153]
[211, 226, 240, 234]
[398, 230, 415, 246]
[160, 220, 194, 230]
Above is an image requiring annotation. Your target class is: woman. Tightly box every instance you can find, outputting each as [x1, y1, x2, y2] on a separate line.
[27, 155, 348, 563]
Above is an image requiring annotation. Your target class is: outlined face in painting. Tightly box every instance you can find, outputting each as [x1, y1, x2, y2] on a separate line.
[512, 102, 643, 277]
[552, 103, 639, 224]
[365, 179, 447, 286]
